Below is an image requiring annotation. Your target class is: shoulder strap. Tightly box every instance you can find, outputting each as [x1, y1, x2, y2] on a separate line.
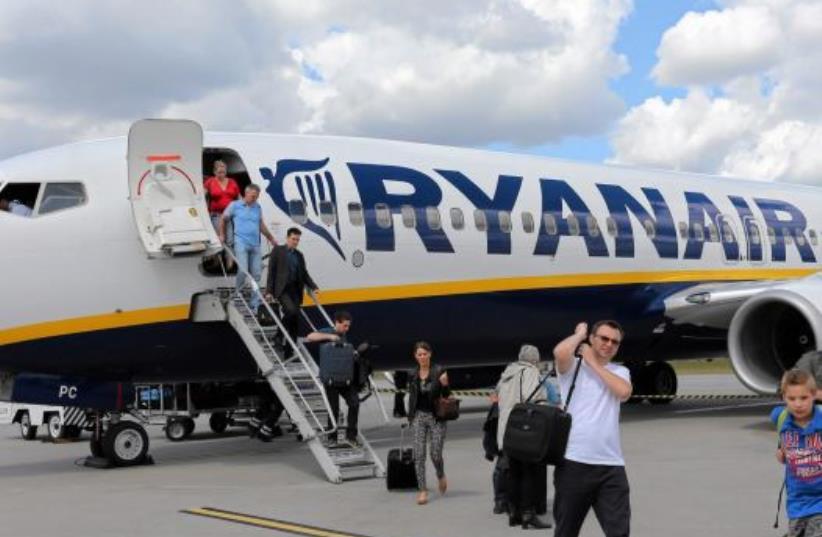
[524, 370, 548, 403]
[776, 408, 789, 436]
[562, 357, 584, 412]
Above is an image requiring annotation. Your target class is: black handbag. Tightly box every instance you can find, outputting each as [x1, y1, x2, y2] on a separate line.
[434, 396, 460, 421]
[502, 358, 583, 465]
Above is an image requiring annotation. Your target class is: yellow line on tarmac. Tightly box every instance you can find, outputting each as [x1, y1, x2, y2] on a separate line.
[182, 507, 376, 537]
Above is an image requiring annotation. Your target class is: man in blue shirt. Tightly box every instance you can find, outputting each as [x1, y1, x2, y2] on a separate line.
[218, 184, 276, 312]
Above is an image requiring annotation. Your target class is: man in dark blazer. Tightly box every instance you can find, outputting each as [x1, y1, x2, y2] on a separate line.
[265, 227, 319, 341]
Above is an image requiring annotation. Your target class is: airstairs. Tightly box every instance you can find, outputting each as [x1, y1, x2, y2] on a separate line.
[216, 254, 385, 484]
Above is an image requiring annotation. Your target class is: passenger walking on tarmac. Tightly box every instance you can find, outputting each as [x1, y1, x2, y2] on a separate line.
[265, 227, 318, 342]
[407, 341, 450, 506]
[552, 321, 632, 537]
[306, 311, 361, 446]
[219, 184, 277, 314]
[772, 369, 822, 536]
[496, 344, 553, 529]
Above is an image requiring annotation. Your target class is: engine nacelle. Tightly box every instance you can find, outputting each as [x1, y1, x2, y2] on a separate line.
[728, 276, 822, 394]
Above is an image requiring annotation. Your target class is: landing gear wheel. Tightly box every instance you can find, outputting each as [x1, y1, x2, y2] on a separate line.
[19, 412, 37, 440]
[642, 362, 678, 404]
[209, 412, 228, 434]
[46, 414, 64, 441]
[165, 418, 190, 442]
[102, 421, 149, 466]
[182, 417, 195, 436]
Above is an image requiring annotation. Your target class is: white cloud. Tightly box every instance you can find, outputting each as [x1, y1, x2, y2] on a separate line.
[611, 0, 822, 184]
[0, 0, 633, 159]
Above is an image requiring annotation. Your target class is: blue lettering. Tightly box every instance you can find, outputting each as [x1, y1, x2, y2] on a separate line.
[596, 184, 677, 259]
[754, 198, 816, 263]
[728, 196, 763, 262]
[347, 164, 454, 253]
[435, 170, 522, 255]
[683, 192, 738, 261]
[534, 179, 608, 258]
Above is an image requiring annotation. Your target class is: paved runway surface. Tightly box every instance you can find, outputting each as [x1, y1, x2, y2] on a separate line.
[0, 374, 785, 537]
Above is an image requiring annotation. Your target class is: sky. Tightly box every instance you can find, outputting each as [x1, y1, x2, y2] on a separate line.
[1, 0, 821, 184]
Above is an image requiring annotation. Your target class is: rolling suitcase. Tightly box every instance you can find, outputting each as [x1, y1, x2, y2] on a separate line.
[319, 342, 356, 386]
[386, 424, 418, 490]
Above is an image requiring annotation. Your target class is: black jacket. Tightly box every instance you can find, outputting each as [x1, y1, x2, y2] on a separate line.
[266, 245, 317, 298]
[407, 365, 451, 421]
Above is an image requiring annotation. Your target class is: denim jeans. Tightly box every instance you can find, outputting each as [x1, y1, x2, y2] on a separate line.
[234, 239, 262, 311]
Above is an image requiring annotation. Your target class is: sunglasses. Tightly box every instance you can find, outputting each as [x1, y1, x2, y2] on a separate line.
[594, 334, 621, 346]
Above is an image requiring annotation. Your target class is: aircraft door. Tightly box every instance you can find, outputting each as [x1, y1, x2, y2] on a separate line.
[127, 119, 220, 258]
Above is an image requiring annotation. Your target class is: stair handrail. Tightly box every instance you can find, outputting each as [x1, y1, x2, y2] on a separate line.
[217, 247, 337, 435]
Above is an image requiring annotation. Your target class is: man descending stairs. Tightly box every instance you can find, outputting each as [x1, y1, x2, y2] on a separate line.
[222, 287, 385, 484]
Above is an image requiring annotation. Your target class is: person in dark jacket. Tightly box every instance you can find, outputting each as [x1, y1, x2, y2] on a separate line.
[264, 227, 318, 341]
[407, 341, 451, 506]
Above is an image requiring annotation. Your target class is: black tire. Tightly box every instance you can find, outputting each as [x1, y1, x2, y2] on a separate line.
[89, 437, 104, 458]
[642, 362, 678, 405]
[182, 417, 195, 436]
[19, 412, 38, 440]
[46, 413, 64, 441]
[209, 412, 228, 434]
[102, 421, 149, 466]
[64, 426, 82, 439]
[165, 418, 189, 442]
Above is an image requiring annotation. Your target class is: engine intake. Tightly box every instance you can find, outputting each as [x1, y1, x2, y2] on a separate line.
[728, 287, 822, 394]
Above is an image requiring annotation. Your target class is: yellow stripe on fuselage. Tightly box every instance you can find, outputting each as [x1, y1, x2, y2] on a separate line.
[0, 268, 816, 346]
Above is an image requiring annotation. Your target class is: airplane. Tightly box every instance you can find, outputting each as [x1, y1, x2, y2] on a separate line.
[0, 119, 819, 466]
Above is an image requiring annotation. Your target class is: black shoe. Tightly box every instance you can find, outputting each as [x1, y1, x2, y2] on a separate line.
[521, 512, 552, 529]
[493, 502, 508, 515]
[508, 512, 522, 527]
[270, 425, 283, 438]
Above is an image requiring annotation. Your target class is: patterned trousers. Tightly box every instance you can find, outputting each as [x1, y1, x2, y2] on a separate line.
[411, 412, 446, 491]
[790, 514, 822, 537]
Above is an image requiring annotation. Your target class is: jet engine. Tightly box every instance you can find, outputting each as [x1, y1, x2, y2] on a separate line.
[728, 277, 822, 394]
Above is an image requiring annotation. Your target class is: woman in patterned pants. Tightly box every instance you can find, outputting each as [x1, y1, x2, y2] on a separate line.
[407, 341, 451, 505]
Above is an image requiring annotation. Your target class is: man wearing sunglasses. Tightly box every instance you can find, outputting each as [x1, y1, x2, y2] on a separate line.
[552, 320, 633, 537]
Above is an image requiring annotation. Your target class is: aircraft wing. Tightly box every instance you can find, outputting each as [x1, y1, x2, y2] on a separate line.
[662, 280, 790, 330]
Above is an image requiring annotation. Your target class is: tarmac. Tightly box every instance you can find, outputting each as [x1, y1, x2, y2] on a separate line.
[0, 373, 786, 537]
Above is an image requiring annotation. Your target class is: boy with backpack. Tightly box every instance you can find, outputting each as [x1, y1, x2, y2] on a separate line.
[772, 369, 822, 536]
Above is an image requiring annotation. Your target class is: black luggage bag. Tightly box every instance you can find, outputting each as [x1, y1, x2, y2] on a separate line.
[386, 425, 418, 490]
[503, 357, 583, 465]
[319, 342, 356, 386]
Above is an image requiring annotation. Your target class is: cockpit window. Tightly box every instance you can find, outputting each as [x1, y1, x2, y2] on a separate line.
[0, 182, 40, 217]
[38, 183, 87, 215]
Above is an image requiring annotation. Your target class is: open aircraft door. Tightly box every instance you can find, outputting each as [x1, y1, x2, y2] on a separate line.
[127, 119, 221, 258]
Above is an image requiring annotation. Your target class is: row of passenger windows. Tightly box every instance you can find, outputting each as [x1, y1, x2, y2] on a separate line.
[286, 199, 821, 246]
[0, 182, 87, 217]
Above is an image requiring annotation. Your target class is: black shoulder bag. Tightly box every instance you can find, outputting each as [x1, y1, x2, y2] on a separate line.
[502, 357, 583, 465]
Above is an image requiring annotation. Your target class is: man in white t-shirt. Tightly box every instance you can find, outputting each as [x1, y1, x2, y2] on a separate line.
[552, 320, 632, 537]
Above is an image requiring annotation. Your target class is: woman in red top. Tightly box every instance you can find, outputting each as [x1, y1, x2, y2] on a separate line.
[204, 160, 241, 245]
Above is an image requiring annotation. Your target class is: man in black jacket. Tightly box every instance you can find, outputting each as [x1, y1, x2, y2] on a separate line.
[265, 227, 318, 342]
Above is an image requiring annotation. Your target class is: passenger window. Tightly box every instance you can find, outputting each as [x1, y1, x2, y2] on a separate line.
[784, 229, 794, 245]
[375, 203, 392, 229]
[795, 230, 807, 247]
[348, 202, 364, 226]
[721, 222, 734, 244]
[38, 182, 87, 215]
[521, 212, 535, 233]
[678, 221, 688, 239]
[767, 226, 776, 244]
[567, 214, 580, 236]
[643, 219, 656, 239]
[606, 216, 617, 237]
[0, 182, 40, 217]
[706, 223, 718, 242]
[692, 222, 704, 242]
[319, 200, 336, 226]
[543, 213, 558, 236]
[748, 224, 762, 245]
[474, 209, 488, 232]
[401, 205, 416, 228]
[426, 206, 442, 230]
[810, 229, 818, 246]
[499, 211, 512, 234]
[450, 207, 464, 230]
[288, 199, 307, 225]
[587, 215, 600, 238]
